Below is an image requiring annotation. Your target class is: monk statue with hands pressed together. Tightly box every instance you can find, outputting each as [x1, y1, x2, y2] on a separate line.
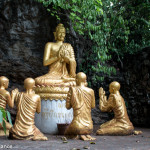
[65, 72, 96, 141]
[9, 78, 47, 140]
[0, 76, 14, 136]
[35, 23, 76, 87]
[96, 81, 134, 135]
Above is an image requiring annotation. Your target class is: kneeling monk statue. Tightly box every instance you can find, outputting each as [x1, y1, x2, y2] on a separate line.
[0, 76, 13, 136]
[96, 81, 134, 135]
[9, 78, 48, 140]
[65, 72, 96, 141]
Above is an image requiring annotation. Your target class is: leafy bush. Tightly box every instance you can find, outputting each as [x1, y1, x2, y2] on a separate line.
[35, 0, 150, 85]
[0, 107, 12, 134]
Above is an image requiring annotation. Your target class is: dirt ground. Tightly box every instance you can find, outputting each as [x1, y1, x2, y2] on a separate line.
[0, 127, 150, 150]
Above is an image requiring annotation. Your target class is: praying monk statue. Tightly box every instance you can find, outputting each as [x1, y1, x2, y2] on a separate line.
[96, 81, 134, 135]
[9, 78, 48, 140]
[35, 23, 76, 88]
[0, 76, 13, 136]
[65, 72, 96, 141]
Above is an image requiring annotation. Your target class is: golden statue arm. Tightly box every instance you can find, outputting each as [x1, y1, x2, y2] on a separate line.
[11, 88, 19, 106]
[36, 97, 41, 113]
[99, 88, 112, 112]
[99, 95, 114, 112]
[66, 88, 72, 109]
[6, 92, 14, 108]
[43, 43, 59, 66]
[91, 91, 95, 109]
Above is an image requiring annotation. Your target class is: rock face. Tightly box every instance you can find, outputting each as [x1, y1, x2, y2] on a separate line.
[122, 49, 150, 127]
[0, 0, 149, 127]
[0, 0, 57, 89]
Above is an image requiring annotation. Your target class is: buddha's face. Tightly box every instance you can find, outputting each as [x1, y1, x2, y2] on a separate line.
[56, 28, 66, 41]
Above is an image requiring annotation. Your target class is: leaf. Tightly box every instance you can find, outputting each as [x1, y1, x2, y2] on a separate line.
[0, 110, 3, 124]
[2, 110, 6, 121]
[2, 120, 6, 135]
[90, 142, 96, 144]
[63, 140, 68, 143]
[6, 111, 13, 126]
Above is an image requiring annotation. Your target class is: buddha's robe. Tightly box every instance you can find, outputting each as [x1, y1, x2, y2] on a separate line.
[65, 86, 95, 135]
[9, 92, 46, 140]
[99, 93, 134, 135]
[35, 43, 76, 86]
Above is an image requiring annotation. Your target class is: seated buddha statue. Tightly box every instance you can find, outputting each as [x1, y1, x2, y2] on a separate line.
[65, 72, 96, 141]
[0, 76, 13, 136]
[96, 81, 134, 135]
[9, 78, 48, 140]
[35, 23, 76, 87]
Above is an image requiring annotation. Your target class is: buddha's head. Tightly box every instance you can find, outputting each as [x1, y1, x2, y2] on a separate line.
[54, 24, 66, 41]
[76, 72, 87, 86]
[0, 76, 9, 89]
[24, 78, 35, 90]
[109, 81, 120, 94]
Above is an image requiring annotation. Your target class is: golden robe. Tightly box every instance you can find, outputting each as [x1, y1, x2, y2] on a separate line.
[35, 43, 76, 86]
[65, 87, 95, 135]
[0, 94, 7, 109]
[9, 92, 45, 140]
[99, 93, 134, 135]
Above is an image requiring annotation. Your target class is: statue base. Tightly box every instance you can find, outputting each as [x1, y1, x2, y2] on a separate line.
[35, 99, 73, 134]
[0, 129, 9, 136]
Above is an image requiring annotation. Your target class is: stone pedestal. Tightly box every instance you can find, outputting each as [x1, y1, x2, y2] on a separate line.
[35, 100, 73, 134]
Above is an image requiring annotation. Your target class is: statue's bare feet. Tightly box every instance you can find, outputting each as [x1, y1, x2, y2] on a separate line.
[65, 135, 79, 139]
[80, 135, 89, 141]
[96, 129, 104, 135]
[32, 136, 48, 141]
[86, 135, 96, 140]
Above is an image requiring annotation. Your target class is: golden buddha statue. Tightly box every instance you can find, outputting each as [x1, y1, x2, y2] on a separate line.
[65, 72, 96, 141]
[35, 24, 76, 100]
[96, 81, 134, 135]
[0, 76, 13, 136]
[9, 78, 48, 140]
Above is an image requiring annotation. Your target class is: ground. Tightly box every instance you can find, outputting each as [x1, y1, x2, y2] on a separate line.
[0, 127, 150, 150]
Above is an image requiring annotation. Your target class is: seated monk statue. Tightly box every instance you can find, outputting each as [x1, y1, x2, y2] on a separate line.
[65, 72, 96, 141]
[0, 76, 14, 136]
[96, 81, 134, 135]
[9, 78, 48, 140]
[35, 23, 76, 87]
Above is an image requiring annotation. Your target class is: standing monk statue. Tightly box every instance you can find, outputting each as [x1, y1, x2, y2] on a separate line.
[9, 78, 48, 140]
[96, 81, 134, 135]
[0, 76, 13, 136]
[65, 72, 96, 141]
[35, 23, 76, 87]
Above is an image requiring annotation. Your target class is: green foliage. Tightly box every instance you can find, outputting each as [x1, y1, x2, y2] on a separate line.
[35, 0, 150, 85]
[0, 107, 12, 135]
